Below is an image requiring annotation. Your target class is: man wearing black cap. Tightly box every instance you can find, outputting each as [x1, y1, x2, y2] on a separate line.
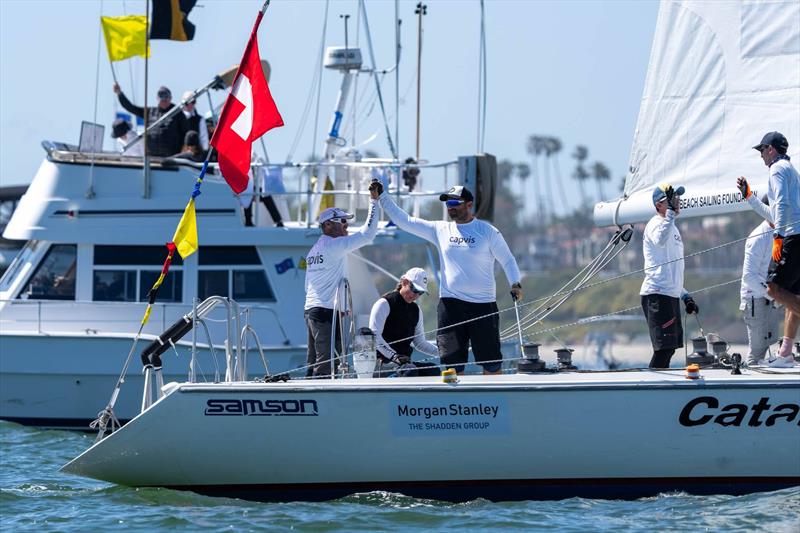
[171, 131, 206, 162]
[112, 83, 187, 157]
[377, 184, 522, 375]
[737, 131, 800, 367]
[640, 183, 698, 369]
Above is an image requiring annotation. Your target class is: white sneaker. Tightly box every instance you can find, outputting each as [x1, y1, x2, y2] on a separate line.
[753, 358, 769, 366]
[768, 355, 796, 368]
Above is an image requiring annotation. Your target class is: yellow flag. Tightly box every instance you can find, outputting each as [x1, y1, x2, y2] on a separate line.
[101, 16, 150, 62]
[172, 198, 198, 259]
[318, 176, 335, 213]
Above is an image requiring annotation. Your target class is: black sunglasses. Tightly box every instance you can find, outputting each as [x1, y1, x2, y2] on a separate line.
[327, 217, 349, 224]
[410, 286, 425, 295]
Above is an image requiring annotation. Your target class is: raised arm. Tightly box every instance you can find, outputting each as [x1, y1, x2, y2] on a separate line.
[650, 210, 676, 246]
[378, 192, 438, 244]
[331, 198, 380, 254]
[738, 176, 773, 224]
[116, 90, 145, 119]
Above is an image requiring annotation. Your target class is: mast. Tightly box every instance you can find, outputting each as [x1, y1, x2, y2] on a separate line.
[414, 2, 426, 162]
[143, 0, 151, 198]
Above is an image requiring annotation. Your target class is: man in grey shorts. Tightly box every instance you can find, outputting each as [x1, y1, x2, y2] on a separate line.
[739, 197, 780, 365]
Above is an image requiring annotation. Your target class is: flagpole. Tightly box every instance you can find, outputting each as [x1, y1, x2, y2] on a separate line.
[143, 0, 151, 199]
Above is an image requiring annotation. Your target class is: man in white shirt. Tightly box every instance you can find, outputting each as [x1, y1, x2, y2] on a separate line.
[369, 267, 440, 377]
[304, 182, 381, 377]
[640, 183, 699, 369]
[379, 185, 522, 374]
[737, 131, 800, 367]
[739, 199, 779, 366]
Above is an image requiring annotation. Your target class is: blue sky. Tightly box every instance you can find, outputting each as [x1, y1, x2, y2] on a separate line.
[0, 0, 658, 211]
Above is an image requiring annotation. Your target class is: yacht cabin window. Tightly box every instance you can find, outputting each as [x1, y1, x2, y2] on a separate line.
[93, 245, 183, 303]
[198, 246, 275, 302]
[18, 244, 77, 300]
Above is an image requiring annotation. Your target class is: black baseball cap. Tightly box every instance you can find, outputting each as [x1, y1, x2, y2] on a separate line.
[111, 118, 131, 139]
[439, 185, 474, 202]
[753, 131, 788, 152]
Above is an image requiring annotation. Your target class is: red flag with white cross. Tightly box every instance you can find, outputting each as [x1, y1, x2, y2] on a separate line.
[210, 3, 283, 194]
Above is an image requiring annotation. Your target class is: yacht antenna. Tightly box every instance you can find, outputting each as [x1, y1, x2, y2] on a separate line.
[143, 0, 151, 198]
[395, 0, 401, 157]
[415, 2, 426, 161]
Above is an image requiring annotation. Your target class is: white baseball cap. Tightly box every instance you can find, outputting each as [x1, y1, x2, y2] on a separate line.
[182, 90, 196, 103]
[402, 267, 428, 293]
[318, 207, 355, 224]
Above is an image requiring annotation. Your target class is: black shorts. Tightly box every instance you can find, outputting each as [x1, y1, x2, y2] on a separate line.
[437, 298, 502, 373]
[641, 294, 684, 351]
[768, 234, 800, 295]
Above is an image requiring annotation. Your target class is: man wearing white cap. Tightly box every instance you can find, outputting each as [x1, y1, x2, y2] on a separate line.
[180, 90, 209, 151]
[378, 184, 522, 375]
[304, 182, 382, 377]
[640, 183, 699, 369]
[369, 267, 440, 377]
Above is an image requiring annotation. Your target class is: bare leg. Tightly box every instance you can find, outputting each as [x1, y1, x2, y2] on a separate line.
[483, 368, 502, 375]
[767, 282, 800, 315]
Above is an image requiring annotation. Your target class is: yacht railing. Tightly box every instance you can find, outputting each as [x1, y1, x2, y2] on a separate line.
[0, 298, 294, 347]
[43, 143, 459, 227]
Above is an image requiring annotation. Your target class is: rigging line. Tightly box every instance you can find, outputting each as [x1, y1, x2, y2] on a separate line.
[88, 0, 105, 199]
[121, 0, 136, 103]
[501, 229, 625, 336]
[510, 238, 634, 339]
[477, 0, 487, 153]
[359, 0, 398, 160]
[286, 55, 322, 162]
[527, 278, 741, 340]
[310, 0, 331, 161]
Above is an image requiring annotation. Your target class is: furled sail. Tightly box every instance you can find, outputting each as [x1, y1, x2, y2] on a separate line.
[594, 0, 800, 226]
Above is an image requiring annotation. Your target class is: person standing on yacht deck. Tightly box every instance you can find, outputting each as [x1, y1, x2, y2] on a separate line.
[112, 84, 186, 157]
[378, 185, 522, 375]
[180, 91, 209, 152]
[369, 267, 440, 377]
[738, 197, 779, 366]
[640, 184, 699, 369]
[303, 181, 382, 377]
[737, 131, 800, 367]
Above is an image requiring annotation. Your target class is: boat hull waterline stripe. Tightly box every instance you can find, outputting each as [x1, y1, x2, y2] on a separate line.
[53, 209, 236, 217]
[163, 477, 800, 503]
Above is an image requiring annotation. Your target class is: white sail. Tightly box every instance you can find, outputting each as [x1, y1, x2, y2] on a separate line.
[595, 0, 800, 226]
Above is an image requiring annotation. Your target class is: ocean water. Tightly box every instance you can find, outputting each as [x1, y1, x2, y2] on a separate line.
[1, 421, 798, 532]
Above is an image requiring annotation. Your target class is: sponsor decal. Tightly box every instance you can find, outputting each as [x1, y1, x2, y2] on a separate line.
[679, 190, 758, 211]
[449, 236, 476, 246]
[205, 398, 319, 416]
[306, 253, 324, 265]
[391, 397, 509, 436]
[678, 396, 800, 427]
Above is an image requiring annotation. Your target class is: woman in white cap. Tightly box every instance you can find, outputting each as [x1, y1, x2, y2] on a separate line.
[304, 182, 382, 377]
[369, 267, 440, 377]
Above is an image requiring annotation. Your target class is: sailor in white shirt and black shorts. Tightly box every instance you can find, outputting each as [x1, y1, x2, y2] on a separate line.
[640, 184, 699, 369]
[379, 185, 522, 374]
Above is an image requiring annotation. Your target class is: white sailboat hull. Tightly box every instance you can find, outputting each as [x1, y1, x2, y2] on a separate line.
[63, 369, 800, 501]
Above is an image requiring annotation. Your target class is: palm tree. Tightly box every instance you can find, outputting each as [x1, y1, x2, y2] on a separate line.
[497, 159, 515, 185]
[545, 137, 568, 216]
[526, 135, 549, 220]
[571, 145, 589, 206]
[591, 161, 611, 201]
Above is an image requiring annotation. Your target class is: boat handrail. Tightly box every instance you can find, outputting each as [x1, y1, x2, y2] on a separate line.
[0, 298, 293, 347]
[40, 141, 460, 225]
